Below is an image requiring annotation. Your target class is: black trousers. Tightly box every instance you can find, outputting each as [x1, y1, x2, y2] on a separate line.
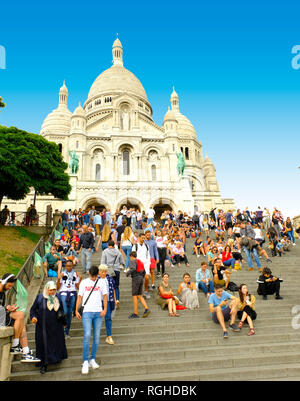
[157, 247, 166, 275]
[237, 306, 257, 321]
[257, 281, 280, 297]
[173, 254, 189, 265]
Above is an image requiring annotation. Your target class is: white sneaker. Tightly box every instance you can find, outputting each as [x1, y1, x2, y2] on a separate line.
[89, 359, 100, 369]
[81, 361, 89, 374]
[293, 243, 296, 246]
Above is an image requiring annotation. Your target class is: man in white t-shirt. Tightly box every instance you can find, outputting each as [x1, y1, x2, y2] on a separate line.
[132, 233, 151, 299]
[76, 265, 108, 375]
[146, 208, 155, 225]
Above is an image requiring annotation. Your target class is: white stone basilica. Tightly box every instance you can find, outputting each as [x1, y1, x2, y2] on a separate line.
[7, 38, 235, 216]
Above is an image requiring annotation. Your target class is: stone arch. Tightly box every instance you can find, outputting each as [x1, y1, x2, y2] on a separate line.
[87, 142, 110, 157]
[184, 172, 205, 191]
[116, 196, 145, 213]
[143, 143, 165, 158]
[80, 194, 110, 211]
[149, 196, 176, 210]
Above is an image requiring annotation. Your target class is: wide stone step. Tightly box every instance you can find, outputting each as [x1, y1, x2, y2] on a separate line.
[10, 352, 300, 381]
[11, 340, 300, 373]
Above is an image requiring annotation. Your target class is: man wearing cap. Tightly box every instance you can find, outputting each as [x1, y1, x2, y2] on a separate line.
[0, 273, 40, 362]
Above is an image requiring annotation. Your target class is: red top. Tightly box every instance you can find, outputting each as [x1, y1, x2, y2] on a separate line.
[222, 251, 233, 262]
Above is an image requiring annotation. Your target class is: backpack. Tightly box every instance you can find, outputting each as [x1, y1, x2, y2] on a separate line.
[227, 281, 239, 292]
[136, 259, 145, 273]
[133, 243, 149, 258]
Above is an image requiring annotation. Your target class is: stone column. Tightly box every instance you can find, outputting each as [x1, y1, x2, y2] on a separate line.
[0, 327, 14, 381]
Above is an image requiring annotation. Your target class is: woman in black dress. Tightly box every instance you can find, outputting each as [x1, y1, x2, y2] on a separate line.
[30, 281, 68, 374]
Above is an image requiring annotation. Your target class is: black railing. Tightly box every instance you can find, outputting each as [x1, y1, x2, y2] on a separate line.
[7, 211, 51, 227]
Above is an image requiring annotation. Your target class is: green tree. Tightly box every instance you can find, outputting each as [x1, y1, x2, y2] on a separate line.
[0, 125, 71, 207]
[0, 97, 5, 109]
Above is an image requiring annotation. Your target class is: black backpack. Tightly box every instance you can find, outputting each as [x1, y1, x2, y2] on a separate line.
[227, 281, 239, 292]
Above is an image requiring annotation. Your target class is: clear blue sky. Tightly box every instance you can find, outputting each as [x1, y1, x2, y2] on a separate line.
[1, 0, 300, 217]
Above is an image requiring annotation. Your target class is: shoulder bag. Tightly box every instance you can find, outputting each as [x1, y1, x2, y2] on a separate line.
[78, 277, 99, 315]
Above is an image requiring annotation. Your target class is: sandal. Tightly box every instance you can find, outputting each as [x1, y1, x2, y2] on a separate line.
[168, 313, 175, 317]
[174, 313, 180, 317]
[238, 321, 244, 329]
[248, 328, 255, 336]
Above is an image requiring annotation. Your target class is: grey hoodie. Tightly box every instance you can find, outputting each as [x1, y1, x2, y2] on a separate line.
[101, 247, 124, 272]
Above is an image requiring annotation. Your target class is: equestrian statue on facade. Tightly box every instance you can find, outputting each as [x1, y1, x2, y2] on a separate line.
[69, 150, 79, 174]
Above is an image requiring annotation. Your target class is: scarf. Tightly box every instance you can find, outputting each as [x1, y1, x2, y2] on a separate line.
[43, 282, 60, 312]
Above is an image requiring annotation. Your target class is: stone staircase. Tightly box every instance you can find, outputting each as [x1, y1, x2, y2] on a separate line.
[9, 234, 300, 381]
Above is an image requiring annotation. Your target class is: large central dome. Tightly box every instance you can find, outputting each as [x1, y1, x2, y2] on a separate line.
[88, 64, 148, 101]
[87, 38, 148, 102]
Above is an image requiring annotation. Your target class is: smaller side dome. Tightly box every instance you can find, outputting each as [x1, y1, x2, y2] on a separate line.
[163, 107, 178, 122]
[72, 102, 85, 117]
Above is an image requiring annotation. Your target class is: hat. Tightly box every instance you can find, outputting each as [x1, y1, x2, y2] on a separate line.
[98, 264, 108, 272]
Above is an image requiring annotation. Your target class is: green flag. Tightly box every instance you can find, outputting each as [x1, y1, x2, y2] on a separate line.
[16, 280, 28, 313]
[33, 251, 43, 278]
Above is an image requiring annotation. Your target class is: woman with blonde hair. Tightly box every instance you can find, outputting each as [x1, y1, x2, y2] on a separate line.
[96, 222, 112, 251]
[120, 225, 134, 269]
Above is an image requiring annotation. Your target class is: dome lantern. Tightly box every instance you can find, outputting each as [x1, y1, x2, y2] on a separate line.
[171, 86, 179, 112]
[59, 80, 68, 107]
[112, 36, 123, 67]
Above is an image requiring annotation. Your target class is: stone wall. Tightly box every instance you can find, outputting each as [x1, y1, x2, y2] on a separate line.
[0, 327, 14, 381]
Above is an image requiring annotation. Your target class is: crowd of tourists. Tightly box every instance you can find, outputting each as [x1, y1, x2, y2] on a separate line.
[0, 205, 297, 375]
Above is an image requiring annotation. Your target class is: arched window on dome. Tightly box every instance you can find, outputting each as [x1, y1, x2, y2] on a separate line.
[76, 141, 79, 149]
[180, 147, 183, 154]
[123, 150, 130, 175]
[185, 147, 189, 160]
[151, 165, 157, 181]
[58, 143, 62, 153]
[95, 164, 101, 181]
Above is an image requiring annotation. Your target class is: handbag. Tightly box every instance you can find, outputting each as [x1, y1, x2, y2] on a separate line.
[78, 277, 99, 315]
[107, 255, 118, 277]
[57, 308, 67, 326]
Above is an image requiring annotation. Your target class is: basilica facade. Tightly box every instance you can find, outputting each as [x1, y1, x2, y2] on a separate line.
[6, 38, 234, 216]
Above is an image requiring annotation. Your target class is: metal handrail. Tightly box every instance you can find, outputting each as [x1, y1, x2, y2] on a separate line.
[7, 211, 49, 227]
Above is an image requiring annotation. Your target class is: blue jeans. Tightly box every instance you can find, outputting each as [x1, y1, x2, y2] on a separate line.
[198, 281, 214, 295]
[68, 221, 75, 231]
[81, 248, 92, 273]
[60, 293, 76, 335]
[147, 218, 154, 225]
[243, 247, 261, 268]
[122, 245, 132, 268]
[223, 258, 235, 268]
[287, 230, 295, 244]
[104, 302, 113, 337]
[82, 312, 103, 362]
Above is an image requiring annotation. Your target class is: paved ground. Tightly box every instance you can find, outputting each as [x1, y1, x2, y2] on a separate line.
[9, 232, 300, 381]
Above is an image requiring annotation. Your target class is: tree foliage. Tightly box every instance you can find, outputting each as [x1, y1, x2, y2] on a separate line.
[0, 125, 71, 205]
[0, 96, 5, 109]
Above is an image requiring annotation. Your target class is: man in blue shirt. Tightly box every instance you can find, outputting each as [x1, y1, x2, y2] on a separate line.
[93, 212, 102, 236]
[208, 284, 240, 339]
